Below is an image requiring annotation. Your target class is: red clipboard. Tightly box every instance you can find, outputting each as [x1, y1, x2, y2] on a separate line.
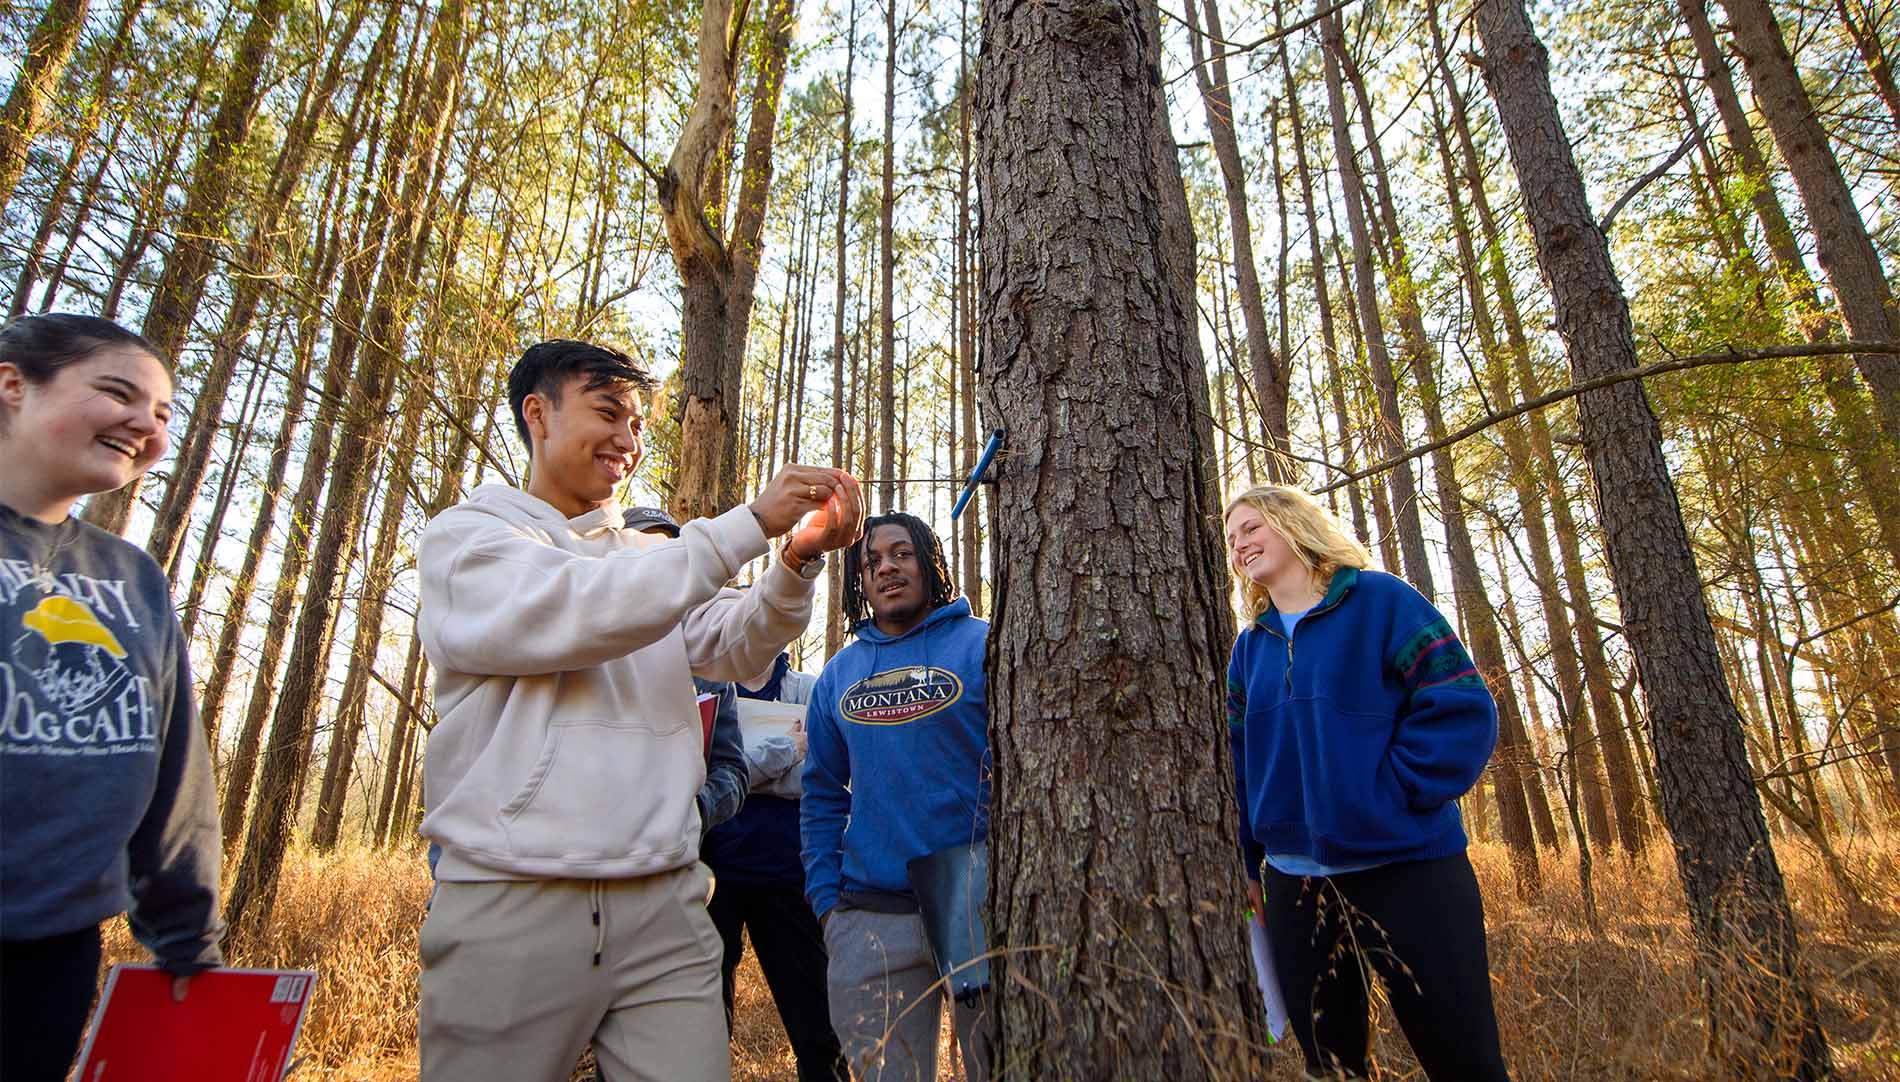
[698, 690, 718, 756]
[73, 965, 317, 1081]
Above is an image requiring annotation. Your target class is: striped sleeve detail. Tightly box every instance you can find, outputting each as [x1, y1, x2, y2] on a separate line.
[1226, 675, 1247, 728]
[1395, 617, 1483, 691]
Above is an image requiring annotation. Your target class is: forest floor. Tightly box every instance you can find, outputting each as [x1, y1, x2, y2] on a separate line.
[97, 833, 1900, 1080]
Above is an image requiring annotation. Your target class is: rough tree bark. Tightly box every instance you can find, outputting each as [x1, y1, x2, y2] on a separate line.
[1473, 1, 1830, 1074]
[1181, 0, 1288, 474]
[0, 0, 89, 203]
[83, 0, 294, 536]
[1716, 0, 1900, 436]
[975, 0, 1266, 1071]
[659, 0, 796, 524]
[827, 0, 858, 654]
[224, 0, 465, 937]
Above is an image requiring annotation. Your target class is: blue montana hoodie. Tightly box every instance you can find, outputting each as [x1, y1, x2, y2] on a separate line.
[1227, 567, 1497, 877]
[801, 598, 988, 920]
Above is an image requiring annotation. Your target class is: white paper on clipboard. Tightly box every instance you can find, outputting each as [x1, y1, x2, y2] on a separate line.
[736, 699, 808, 798]
[1250, 920, 1290, 1042]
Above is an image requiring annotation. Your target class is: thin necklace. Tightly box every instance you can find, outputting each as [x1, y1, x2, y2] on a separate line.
[29, 517, 78, 586]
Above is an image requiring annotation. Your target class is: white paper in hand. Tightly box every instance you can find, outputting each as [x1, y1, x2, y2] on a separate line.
[736, 699, 808, 798]
[1250, 919, 1290, 1042]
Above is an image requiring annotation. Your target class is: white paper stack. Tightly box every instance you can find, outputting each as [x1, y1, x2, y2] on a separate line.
[1250, 920, 1290, 1042]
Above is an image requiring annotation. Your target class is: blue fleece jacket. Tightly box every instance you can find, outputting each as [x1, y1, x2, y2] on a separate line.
[800, 598, 988, 920]
[1227, 568, 1496, 877]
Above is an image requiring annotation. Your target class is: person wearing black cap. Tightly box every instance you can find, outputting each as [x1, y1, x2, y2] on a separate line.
[631, 505, 846, 1082]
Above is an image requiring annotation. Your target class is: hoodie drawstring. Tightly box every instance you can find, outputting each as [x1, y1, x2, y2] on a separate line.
[590, 880, 604, 967]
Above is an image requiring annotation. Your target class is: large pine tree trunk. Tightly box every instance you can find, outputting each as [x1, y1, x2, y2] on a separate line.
[663, 0, 795, 523]
[877, 0, 899, 512]
[86, 0, 294, 535]
[226, 0, 466, 937]
[1474, 2, 1829, 1074]
[975, 0, 1265, 1071]
[0, 0, 89, 202]
[145, 0, 374, 577]
[1716, 0, 1900, 434]
[1317, 12, 1435, 595]
[1181, 0, 1288, 473]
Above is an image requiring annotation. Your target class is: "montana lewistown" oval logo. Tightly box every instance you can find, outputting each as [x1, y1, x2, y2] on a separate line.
[838, 666, 964, 725]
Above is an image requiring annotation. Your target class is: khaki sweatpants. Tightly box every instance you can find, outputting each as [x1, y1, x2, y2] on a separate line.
[824, 906, 992, 1082]
[420, 865, 730, 1082]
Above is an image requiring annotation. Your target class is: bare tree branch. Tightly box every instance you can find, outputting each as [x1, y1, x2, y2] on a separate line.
[1312, 340, 1899, 492]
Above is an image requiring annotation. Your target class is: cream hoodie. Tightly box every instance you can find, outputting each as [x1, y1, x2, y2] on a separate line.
[416, 484, 816, 882]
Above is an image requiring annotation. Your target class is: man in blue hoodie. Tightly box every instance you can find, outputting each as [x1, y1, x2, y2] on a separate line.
[801, 513, 991, 1082]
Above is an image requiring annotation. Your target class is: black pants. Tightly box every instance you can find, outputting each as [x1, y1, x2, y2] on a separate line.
[707, 880, 847, 1082]
[1262, 852, 1509, 1081]
[2, 925, 104, 1082]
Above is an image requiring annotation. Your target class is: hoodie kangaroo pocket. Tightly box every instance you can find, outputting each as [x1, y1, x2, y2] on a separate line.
[496, 720, 697, 863]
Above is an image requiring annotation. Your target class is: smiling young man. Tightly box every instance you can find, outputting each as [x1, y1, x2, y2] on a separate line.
[800, 512, 992, 1082]
[415, 339, 863, 1082]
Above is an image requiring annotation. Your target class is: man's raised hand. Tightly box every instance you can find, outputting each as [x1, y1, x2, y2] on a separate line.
[788, 470, 865, 559]
[750, 466, 854, 538]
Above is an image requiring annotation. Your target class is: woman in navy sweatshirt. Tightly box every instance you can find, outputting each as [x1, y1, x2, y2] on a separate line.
[1224, 484, 1508, 1081]
[0, 314, 222, 1080]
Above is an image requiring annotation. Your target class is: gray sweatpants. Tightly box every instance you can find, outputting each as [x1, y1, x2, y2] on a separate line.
[823, 906, 992, 1082]
[419, 866, 729, 1082]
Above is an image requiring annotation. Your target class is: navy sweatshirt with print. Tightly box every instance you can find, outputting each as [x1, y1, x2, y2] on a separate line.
[1, 504, 222, 971]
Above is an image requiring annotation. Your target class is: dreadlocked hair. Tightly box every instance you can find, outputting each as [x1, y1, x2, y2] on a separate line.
[841, 512, 958, 629]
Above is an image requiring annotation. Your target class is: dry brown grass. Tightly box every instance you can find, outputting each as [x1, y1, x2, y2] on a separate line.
[97, 834, 1900, 1080]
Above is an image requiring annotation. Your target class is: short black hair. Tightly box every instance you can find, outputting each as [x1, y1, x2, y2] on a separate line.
[843, 512, 958, 628]
[506, 339, 656, 452]
[0, 312, 167, 381]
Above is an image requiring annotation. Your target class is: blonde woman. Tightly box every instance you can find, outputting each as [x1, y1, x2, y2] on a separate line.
[1223, 485, 1507, 1081]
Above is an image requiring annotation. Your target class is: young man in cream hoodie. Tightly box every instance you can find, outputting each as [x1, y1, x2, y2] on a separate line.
[415, 340, 863, 1082]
